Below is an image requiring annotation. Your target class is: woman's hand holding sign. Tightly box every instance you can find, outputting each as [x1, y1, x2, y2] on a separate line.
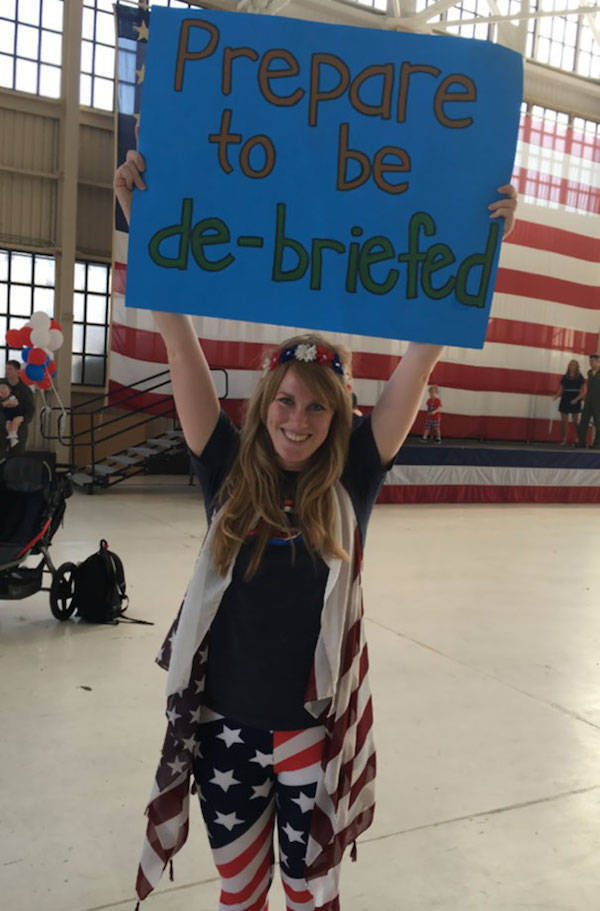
[490, 183, 517, 237]
[114, 150, 147, 225]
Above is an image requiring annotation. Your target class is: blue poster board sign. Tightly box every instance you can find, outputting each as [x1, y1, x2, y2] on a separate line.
[127, 8, 522, 348]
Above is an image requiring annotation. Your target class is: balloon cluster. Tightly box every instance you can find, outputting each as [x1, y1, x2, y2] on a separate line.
[5, 312, 64, 391]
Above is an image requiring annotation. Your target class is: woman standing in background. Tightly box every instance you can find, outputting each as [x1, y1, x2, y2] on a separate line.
[553, 359, 584, 445]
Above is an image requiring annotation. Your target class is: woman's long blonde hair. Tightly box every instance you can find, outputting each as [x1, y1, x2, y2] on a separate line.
[212, 333, 353, 579]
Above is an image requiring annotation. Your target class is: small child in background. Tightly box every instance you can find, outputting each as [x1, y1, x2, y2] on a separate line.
[422, 385, 442, 443]
[0, 381, 24, 448]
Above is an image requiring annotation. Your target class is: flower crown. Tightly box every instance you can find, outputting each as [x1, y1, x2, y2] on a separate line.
[266, 342, 350, 388]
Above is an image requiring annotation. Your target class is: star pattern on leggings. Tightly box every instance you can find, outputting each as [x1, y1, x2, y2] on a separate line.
[250, 778, 272, 800]
[210, 768, 240, 792]
[291, 790, 314, 814]
[214, 810, 244, 831]
[218, 725, 244, 748]
[250, 749, 272, 768]
[282, 822, 305, 844]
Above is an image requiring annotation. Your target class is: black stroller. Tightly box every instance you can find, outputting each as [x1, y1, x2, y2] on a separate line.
[0, 454, 77, 620]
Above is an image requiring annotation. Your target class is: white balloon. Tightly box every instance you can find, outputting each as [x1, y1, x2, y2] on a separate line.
[30, 326, 50, 348]
[47, 329, 64, 352]
[30, 311, 51, 332]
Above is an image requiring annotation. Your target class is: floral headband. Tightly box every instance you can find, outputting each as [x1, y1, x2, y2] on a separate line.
[266, 342, 351, 388]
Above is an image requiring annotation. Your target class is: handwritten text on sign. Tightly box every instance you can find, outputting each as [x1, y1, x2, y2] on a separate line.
[127, 8, 522, 347]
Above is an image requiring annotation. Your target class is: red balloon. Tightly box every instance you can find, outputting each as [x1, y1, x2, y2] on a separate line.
[28, 346, 48, 366]
[47, 359, 57, 376]
[19, 366, 35, 386]
[6, 328, 24, 347]
[22, 326, 32, 346]
[50, 319, 62, 332]
[38, 374, 52, 390]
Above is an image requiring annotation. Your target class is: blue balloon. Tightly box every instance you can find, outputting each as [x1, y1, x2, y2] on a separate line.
[21, 346, 31, 363]
[25, 363, 45, 381]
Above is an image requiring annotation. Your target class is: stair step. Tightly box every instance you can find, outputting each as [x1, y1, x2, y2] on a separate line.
[88, 463, 123, 476]
[147, 437, 178, 449]
[165, 430, 184, 439]
[71, 472, 93, 486]
[128, 445, 158, 456]
[109, 454, 143, 466]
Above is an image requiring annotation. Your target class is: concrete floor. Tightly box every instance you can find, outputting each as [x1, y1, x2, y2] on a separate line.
[1, 477, 599, 911]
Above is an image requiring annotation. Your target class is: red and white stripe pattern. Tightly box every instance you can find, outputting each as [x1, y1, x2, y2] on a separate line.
[111, 113, 599, 460]
[136, 485, 375, 909]
[212, 802, 275, 911]
[199, 725, 326, 911]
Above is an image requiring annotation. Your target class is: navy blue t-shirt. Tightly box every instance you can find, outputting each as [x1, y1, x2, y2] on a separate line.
[191, 411, 390, 730]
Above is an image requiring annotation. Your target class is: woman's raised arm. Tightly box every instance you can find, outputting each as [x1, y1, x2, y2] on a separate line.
[371, 183, 518, 463]
[371, 343, 443, 464]
[114, 152, 219, 456]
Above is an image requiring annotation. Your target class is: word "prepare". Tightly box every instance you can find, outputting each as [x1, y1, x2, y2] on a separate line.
[174, 18, 478, 131]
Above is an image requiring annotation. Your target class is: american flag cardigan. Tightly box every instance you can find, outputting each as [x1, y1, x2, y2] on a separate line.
[135, 481, 376, 911]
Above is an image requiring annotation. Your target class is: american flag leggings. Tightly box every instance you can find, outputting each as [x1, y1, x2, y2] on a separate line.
[193, 710, 327, 911]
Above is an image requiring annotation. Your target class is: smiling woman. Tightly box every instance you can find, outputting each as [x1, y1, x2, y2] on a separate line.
[266, 371, 334, 470]
[114, 149, 517, 911]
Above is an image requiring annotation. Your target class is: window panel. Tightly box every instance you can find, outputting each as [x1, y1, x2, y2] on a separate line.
[10, 285, 33, 316]
[74, 263, 86, 291]
[11, 253, 32, 283]
[0, 21, 15, 54]
[86, 293, 108, 323]
[0, 285, 7, 310]
[85, 325, 106, 355]
[71, 355, 83, 384]
[15, 56, 38, 92]
[0, 55, 13, 88]
[87, 263, 108, 293]
[33, 286, 54, 314]
[18, 0, 41, 27]
[95, 10, 114, 45]
[80, 39, 93, 72]
[16, 23, 39, 59]
[94, 42, 114, 78]
[80, 72, 92, 106]
[72, 323, 84, 353]
[40, 29, 61, 65]
[92, 75, 113, 110]
[537, 36, 550, 63]
[41, 0, 63, 31]
[73, 292, 85, 322]
[81, 6, 95, 40]
[579, 27, 593, 52]
[40, 63, 60, 97]
[0, 252, 9, 282]
[35, 255, 55, 286]
[83, 356, 105, 386]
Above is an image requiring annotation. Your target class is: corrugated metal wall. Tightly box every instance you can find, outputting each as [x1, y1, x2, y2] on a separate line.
[0, 102, 59, 248]
[0, 93, 112, 260]
[77, 119, 113, 257]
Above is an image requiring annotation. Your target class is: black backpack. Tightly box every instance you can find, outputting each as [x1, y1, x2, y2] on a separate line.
[73, 539, 152, 626]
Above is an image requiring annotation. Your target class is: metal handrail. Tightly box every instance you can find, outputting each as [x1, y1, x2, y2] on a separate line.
[40, 368, 228, 482]
[65, 368, 171, 412]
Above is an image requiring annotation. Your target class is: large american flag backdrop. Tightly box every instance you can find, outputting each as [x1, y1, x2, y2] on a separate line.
[112, 5, 600, 502]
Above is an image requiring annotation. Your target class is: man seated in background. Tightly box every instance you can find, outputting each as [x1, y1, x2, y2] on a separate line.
[0, 360, 35, 456]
